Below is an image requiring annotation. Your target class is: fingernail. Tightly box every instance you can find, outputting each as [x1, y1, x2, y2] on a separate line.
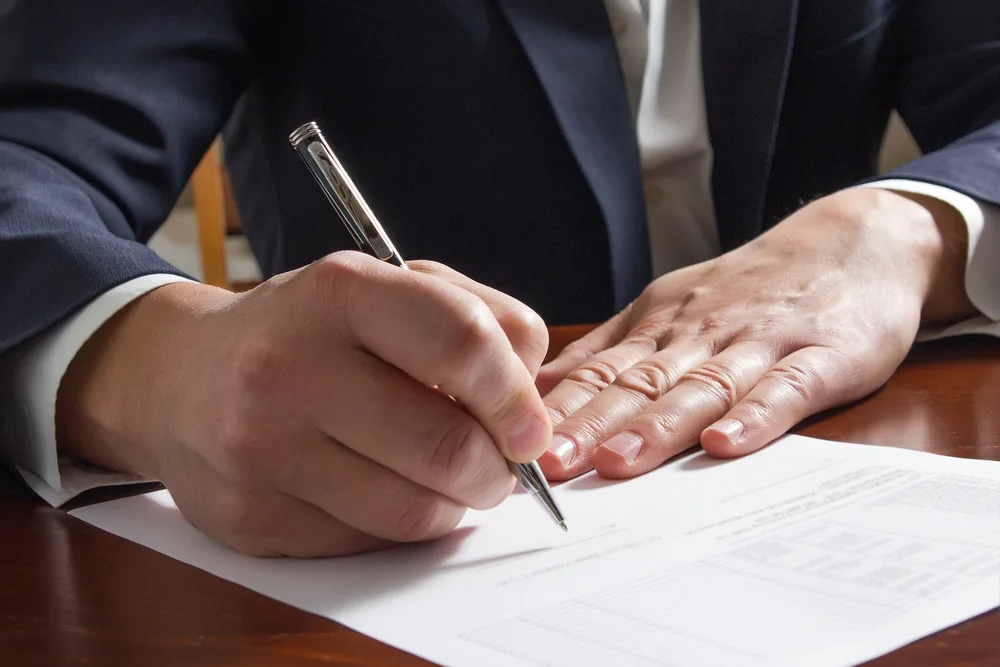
[712, 419, 744, 444]
[507, 414, 550, 460]
[602, 432, 643, 465]
[548, 434, 576, 467]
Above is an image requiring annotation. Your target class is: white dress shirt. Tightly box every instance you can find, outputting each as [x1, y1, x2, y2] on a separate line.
[3, 0, 999, 505]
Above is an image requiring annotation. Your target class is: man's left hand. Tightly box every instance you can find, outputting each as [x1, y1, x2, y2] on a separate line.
[537, 187, 978, 480]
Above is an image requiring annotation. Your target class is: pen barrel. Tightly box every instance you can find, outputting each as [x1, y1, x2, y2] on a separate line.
[289, 121, 406, 267]
[508, 460, 545, 495]
[509, 460, 567, 528]
[290, 120, 561, 529]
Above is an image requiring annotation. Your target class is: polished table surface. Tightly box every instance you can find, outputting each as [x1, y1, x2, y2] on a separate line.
[2, 326, 999, 666]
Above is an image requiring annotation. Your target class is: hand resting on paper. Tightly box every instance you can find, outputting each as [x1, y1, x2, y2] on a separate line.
[537, 188, 978, 481]
[55, 254, 551, 557]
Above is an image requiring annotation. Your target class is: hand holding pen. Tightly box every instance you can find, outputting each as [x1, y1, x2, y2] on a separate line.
[54, 125, 563, 562]
[290, 121, 566, 531]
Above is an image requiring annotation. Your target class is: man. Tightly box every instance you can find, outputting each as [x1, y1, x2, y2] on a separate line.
[1, 1, 997, 556]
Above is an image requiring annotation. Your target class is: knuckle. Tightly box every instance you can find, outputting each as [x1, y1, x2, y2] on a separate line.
[740, 396, 777, 423]
[635, 410, 686, 447]
[546, 403, 574, 425]
[614, 359, 681, 402]
[309, 252, 369, 322]
[559, 340, 593, 363]
[628, 328, 665, 354]
[746, 314, 787, 340]
[395, 494, 458, 543]
[213, 416, 268, 482]
[442, 299, 500, 363]
[679, 286, 708, 309]
[309, 252, 361, 298]
[222, 338, 295, 482]
[215, 395, 279, 481]
[313, 250, 366, 282]
[680, 359, 744, 408]
[628, 320, 666, 345]
[770, 362, 824, 403]
[564, 358, 620, 395]
[551, 341, 596, 372]
[428, 421, 512, 510]
[504, 308, 548, 353]
[428, 418, 486, 488]
[234, 335, 292, 395]
[560, 411, 615, 447]
[697, 315, 727, 337]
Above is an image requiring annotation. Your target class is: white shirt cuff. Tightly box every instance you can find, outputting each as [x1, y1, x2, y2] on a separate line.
[0, 274, 195, 506]
[855, 179, 1000, 340]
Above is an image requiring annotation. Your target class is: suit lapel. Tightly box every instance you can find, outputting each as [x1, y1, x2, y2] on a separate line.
[494, 0, 801, 297]
[494, 0, 651, 310]
[699, 0, 800, 249]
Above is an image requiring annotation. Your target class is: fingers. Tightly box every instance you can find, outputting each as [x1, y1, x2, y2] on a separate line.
[589, 342, 778, 477]
[542, 332, 659, 425]
[169, 467, 393, 558]
[536, 333, 659, 479]
[275, 434, 469, 545]
[539, 342, 712, 480]
[535, 308, 633, 396]
[308, 348, 515, 511]
[700, 346, 863, 458]
[408, 260, 549, 376]
[184, 349, 499, 553]
[226, 494, 393, 558]
[175, 253, 551, 558]
[313, 253, 550, 463]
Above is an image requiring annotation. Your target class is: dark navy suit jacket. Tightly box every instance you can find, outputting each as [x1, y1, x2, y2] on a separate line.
[0, 1, 998, 493]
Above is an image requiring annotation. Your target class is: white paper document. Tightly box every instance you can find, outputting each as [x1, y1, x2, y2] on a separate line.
[71, 435, 1000, 667]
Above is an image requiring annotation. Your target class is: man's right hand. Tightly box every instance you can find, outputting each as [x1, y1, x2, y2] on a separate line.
[56, 252, 552, 557]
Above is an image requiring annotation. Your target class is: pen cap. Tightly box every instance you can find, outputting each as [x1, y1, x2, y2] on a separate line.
[288, 121, 323, 148]
[288, 121, 403, 264]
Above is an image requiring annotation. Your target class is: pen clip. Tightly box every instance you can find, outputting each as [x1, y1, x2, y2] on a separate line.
[304, 142, 398, 262]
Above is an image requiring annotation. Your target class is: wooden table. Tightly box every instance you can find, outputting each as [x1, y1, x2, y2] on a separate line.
[2, 326, 998, 666]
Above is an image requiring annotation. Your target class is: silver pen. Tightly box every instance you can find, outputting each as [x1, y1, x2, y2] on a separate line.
[289, 121, 567, 532]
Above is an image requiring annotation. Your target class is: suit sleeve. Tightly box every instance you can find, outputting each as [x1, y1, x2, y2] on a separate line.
[871, 1, 1000, 206]
[0, 1, 255, 355]
[0, 1, 256, 494]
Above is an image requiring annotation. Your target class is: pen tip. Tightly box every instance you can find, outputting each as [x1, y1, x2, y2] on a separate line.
[559, 521, 568, 533]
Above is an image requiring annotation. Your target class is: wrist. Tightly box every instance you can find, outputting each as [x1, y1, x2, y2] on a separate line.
[55, 282, 233, 478]
[773, 187, 977, 326]
[864, 188, 978, 326]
